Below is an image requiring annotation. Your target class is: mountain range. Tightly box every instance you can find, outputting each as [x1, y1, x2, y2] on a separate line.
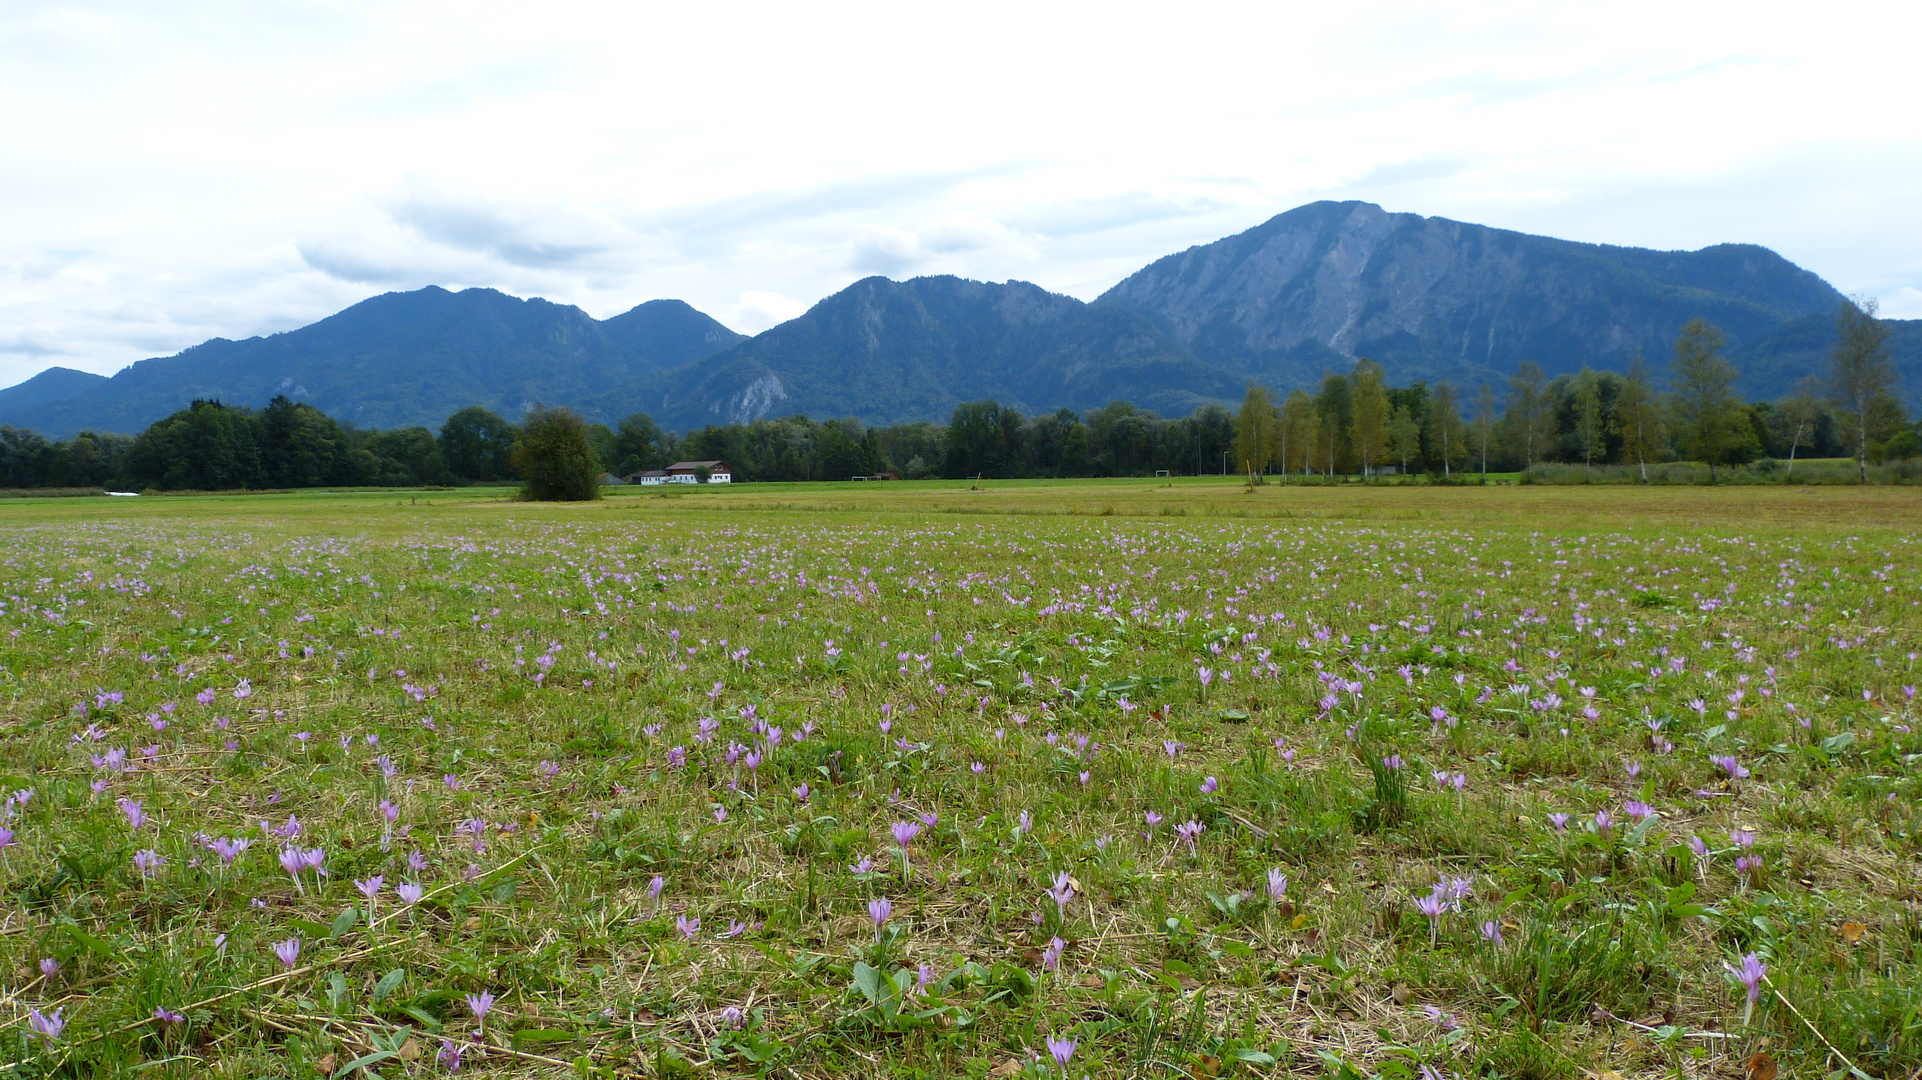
[4, 200, 1915, 437]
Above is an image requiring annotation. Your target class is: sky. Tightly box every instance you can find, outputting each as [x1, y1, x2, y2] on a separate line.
[3, 0, 1920, 389]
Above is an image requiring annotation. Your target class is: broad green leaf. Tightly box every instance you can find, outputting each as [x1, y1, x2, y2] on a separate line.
[373, 968, 405, 1004]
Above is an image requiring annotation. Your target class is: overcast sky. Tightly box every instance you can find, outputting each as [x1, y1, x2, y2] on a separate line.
[3, 0, 1919, 388]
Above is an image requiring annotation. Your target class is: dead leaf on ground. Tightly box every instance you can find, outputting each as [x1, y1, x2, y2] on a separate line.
[1840, 921, 1866, 943]
[1585, 1072, 1625, 1080]
[1077, 973, 1105, 988]
[1187, 1053, 1222, 1078]
[313, 1053, 336, 1075]
[988, 1059, 1023, 1078]
[1745, 1051, 1779, 1080]
[398, 1038, 420, 1062]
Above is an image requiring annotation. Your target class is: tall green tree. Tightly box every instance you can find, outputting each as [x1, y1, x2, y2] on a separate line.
[610, 412, 668, 476]
[1424, 382, 1465, 479]
[1774, 376, 1823, 478]
[1668, 319, 1753, 481]
[1312, 372, 1355, 475]
[261, 395, 348, 487]
[1350, 360, 1390, 478]
[511, 406, 602, 501]
[1387, 404, 1421, 474]
[1474, 384, 1496, 476]
[1830, 298, 1898, 483]
[1277, 389, 1314, 480]
[1233, 384, 1277, 479]
[438, 406, 518, 481]
[943, 401, 1007, 478]
[125, 400, 265, 491]
[1503, 362, 1552, 470]
[1609, 353, 1664, 481]
[1571, 367, 1605, 471]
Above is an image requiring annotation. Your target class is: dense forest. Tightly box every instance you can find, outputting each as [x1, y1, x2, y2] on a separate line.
[0, 309, 1909, 490]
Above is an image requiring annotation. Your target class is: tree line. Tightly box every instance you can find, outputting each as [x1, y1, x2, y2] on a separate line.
[0, 300, 1905, 491]
[1230, 303, 1909, 483]
[0, 390, 1244, 490]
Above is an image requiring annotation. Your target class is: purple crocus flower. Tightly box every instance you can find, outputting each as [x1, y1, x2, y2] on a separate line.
[466, 989, 495, 1029]
[1045, 1034, 1077, 1070]
[273, 937, 301, 967]
[1266, 868, 1288, 902]
[27, 1007, 64, 1047]
[1725, 952, 1767, 1024]
[1048, 872, 1074, 915]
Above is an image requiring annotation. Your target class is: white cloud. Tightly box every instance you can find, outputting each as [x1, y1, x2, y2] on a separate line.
[2, 0, 1921, 390]
[732, 292, 808, 335]
[1882, 287, 1922, 321]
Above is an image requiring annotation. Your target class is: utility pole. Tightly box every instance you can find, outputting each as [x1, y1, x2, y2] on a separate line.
[1220, 451, 1227, 476]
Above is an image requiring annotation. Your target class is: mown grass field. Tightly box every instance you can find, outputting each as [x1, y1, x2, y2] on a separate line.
[1, 479, 1919, 1079]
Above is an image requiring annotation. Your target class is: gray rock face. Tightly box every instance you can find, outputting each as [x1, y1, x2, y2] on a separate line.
[1097, 200, 1846, 391]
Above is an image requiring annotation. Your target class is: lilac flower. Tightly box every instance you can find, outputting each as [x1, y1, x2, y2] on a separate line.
[1143, 810, 1163, 830]
[153, 1006, 184, 1025]
[466, 989, 496, 1029]
[1267, 868, 1289, 902]
[648, 875, 665, 904]
[850, 856, 874, 874]
[1381, 754, 1404, 771]
[1687, 835, 1709, 860]
[1048, 871, 1074, 916]
[39, 957, 60, 979]
[27, 1007, 64, 1047]
[1730, 829, 1757, 849]
[892, 821, 921, 849]
[1480, 920, 1503, 945]
[1725, 952, 1768, 1025]
[1046, 1034, 1077, 1071]
[1594, 810, 1613, 837]
[1623, 800, 1654, 823]
[1548, 813, 1570, 832]
[792, 782, 810, 802]
[273, 937, 301, 967]
[1041, 936, 1064, 971]
[1421, 1004, 1459, 1031]
[118, 797, 147, 829]
[1710, 754, 1750, 781]
[1199, 775, 1218, 795]
[1175, 819, 1204, 853]
[355, 874, 384, 908]
[1414, 886, 1448, 945]
[720, 1005, 746, 1029]
[676, 915, 700, 939]
[397, 882, 424, 906]
[133, 848, 164, 877]
[438, 1039, 468, 1072]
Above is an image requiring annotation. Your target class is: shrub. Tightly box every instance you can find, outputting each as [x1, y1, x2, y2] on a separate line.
[511, 406, 602, 501]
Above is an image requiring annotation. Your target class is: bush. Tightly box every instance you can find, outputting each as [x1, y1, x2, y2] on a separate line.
[510, 406, 602, 502]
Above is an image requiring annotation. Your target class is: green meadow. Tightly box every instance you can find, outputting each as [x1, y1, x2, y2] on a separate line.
[0, 479, 1918, 1079]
